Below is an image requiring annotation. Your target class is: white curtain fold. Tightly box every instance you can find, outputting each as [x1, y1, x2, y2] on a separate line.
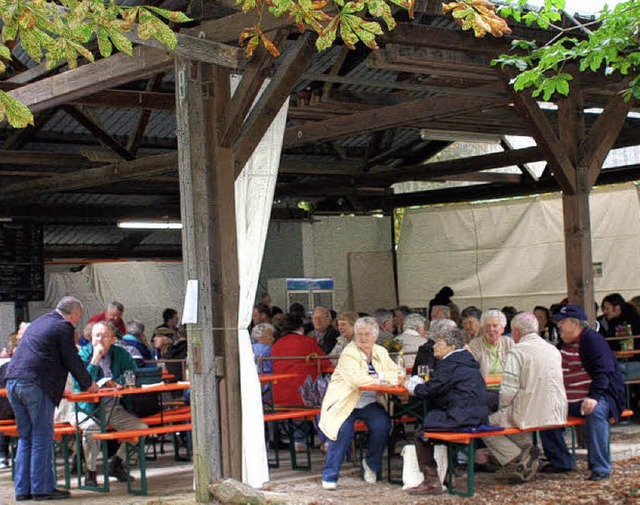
[233, 74, 289, 488]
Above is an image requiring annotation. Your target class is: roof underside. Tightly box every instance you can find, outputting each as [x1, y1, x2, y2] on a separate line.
[0, 0, 638, 260]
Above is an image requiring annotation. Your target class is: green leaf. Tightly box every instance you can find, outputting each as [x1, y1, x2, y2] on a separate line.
[97, 26, 113, 57]
[0, 90, 34, 128]
[0, 43, 11, 61]
[146, 6, 192, 23]
[108, 28, 134, 55]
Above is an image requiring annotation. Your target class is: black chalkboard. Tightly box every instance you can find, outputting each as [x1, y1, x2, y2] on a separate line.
[0, 222, 44, 301]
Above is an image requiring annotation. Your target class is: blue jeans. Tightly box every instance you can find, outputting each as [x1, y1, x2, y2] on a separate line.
[541, 399, 612, 474]
[322, 402, 390, 483]
[7, 379, 56, 496]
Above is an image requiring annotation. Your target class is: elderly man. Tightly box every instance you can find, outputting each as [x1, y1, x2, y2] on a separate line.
[397, 313, 427, 368]
[483, 312, 567, 482]
[307, 307, 339, 355]
[373, 309, 395, 345]
[6, 296, 99, 501]
[87, 301, 126, 339]
[540, 304, 625, 481]
[77, 321, 147, 487]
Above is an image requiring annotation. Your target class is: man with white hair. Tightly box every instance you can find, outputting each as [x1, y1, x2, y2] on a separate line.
[483, 312, 567, 482]
[397, 313, 427, 368]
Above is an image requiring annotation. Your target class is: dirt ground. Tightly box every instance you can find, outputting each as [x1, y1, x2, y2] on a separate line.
[2, 426, 640, 505]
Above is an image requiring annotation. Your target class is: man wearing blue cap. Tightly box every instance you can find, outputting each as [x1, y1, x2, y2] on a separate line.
[540, 304, 625, 481]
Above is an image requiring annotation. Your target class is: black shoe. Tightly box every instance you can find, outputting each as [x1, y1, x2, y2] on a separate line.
[16, 495, 32, 501]
[474, 463, 499, 473]
[587, 472, 610, 481]
[32, 489, 71, 500]
[84, 470, 98, 487]
[539, 463, 574, 474]
[109, 456, 134, 482]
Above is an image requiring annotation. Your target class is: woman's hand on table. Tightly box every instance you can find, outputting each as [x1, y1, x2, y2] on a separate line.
[404, 375, 425, 394]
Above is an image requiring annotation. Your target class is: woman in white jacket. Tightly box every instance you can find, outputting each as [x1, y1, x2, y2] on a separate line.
[318, 317, 398, 490]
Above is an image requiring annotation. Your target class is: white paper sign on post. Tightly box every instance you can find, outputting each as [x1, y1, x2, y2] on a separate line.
[182, 279, 199, 324]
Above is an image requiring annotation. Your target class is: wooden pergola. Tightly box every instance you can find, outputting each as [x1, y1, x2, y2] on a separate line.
[0, 1, 637, 499]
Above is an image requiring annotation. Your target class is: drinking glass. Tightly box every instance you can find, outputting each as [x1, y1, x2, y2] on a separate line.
[417, 365, 430, 381]
[123, 370, 136, 388]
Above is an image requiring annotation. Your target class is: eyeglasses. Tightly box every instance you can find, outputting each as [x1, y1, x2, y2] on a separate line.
[93, 334, 115, 340]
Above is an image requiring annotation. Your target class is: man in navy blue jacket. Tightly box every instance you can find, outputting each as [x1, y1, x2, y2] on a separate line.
[540, 304, 625, 481]
[6, 296, 99, 501]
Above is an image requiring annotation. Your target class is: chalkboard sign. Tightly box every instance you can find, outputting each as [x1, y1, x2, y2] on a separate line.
[0, 222, 44, 301]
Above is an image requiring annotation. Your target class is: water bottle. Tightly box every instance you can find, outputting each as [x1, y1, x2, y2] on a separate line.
[396, 352, 406, 382]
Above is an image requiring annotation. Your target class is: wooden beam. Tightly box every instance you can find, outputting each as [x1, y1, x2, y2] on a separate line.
[0, 151, 178, 201]
[234, 33, 316, 175]
[508, 83, 577, 194]
[192, 11, 290, 43]
[0, 150, 106, 167]
[62, 105, 136, 160]
[127, 73, 166, 154]
[9, 46, 174, 112]
[283, 89, 508, 148]
[2, 108, 59, 150]
[581, 88, 634, 187]
[126, 29, 242, 68]
[74, 89, 176, 110]
[381, 23, 509, 55]
[219, 37, 283, 147]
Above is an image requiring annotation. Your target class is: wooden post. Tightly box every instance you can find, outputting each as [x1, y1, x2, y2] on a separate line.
[557, 91, 594, 320]
[510, 78, 631, 323]
[175, 55, 242, 501]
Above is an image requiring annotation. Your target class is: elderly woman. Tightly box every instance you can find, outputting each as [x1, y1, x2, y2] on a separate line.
[411, 318, 457, 375]
[318, 317, 397, 490]
[468, 309, 514, 411]
[461, 306, 482, 343]
[330, 312, 359, 359]
[404, 328, 488, 495]
[397, 313, 428, 368]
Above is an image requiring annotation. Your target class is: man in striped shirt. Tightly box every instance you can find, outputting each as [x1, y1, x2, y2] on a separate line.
[540, 304, 625, 481]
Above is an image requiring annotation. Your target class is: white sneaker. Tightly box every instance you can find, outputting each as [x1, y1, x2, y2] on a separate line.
[322, 480, 337, 490]
[0, 460, 8, 470]
[362, 459, 377, 484]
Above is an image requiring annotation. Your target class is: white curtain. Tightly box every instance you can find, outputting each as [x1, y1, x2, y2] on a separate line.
[233, 74, 289, 488]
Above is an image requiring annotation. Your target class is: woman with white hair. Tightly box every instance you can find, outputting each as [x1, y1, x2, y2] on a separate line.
[468, 309, 514, 411]
[397, 313, 428, 368]
[318, 317, 397, 490]
[411, 318, 458, 376]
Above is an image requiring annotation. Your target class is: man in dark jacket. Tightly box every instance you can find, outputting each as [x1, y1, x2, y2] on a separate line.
[540, 304, 625, 481]
[5, 296, 98, 501]
[404, 328, 488, 494]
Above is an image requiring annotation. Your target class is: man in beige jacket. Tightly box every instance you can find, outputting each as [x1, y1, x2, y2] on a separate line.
[483, 312, 567, 482]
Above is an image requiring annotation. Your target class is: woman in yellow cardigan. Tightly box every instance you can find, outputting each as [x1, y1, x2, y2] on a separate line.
[318, 316, 398, 490]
